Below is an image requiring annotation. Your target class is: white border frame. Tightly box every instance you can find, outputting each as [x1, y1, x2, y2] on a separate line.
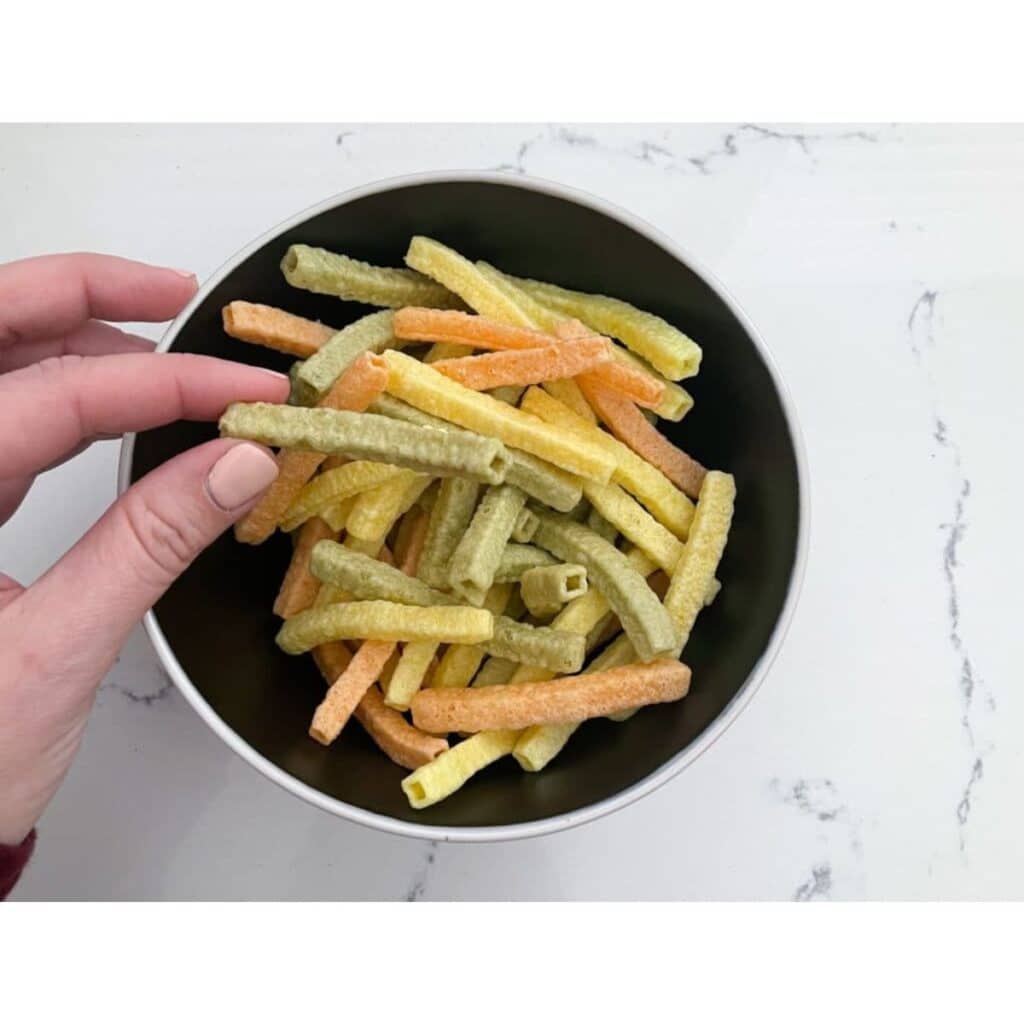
[117, 170, 811, 843]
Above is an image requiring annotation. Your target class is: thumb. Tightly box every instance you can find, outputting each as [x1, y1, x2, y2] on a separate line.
[14, 438, 278, 685]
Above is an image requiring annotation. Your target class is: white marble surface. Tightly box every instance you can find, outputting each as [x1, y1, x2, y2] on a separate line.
[1, 124, 1019, 900]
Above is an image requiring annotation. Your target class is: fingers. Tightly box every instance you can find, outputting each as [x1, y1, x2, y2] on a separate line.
[9, 438, 279, 688]
[0, 572, 23, 613]
[0, 253, 197, 348]
[0, 352, 289, 479]
[0, 320, 154, 374]
[0, 477, 33, 527]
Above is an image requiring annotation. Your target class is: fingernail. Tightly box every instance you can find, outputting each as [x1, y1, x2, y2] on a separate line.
[172, 268, 198, 282]
[255, 367, 290, 381]
[205, 443, 279, 512]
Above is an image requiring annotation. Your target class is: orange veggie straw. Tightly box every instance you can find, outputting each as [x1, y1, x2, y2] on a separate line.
[410, 658, 691, 733]
[392, 508, 430, 574]
[354, 686, 449, 769]
[554, 320, 664, 410]
[430, 336, 612, 391]
[234, 352, 388, 544]
[313, 641, 353, 679]
[273, 517, 336, 618]
[309, 641, 395, 744]
[395, 308, 663, 408]
[222, 301, 337, 358]
[394, 307, 553, 351]
[307, 518, 428, 745]
[578, 377, 707, 499]
[314, 645, 445, 769]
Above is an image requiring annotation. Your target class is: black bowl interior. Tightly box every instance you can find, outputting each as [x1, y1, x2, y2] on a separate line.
[131, 180, 801, 829]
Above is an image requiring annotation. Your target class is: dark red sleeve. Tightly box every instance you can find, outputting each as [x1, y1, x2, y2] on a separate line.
[0, 830, 36, 899]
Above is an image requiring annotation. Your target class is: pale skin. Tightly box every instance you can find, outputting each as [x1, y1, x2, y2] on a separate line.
[0, 253, 290, 846]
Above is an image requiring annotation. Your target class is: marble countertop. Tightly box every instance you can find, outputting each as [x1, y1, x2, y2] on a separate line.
[2, 124, 1018, 900]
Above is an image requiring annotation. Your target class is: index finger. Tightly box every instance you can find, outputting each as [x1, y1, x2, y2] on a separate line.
[0, 253, 197, 348]
[0, 352, 288, 479]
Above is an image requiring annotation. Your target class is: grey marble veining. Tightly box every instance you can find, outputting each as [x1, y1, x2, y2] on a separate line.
[1, 123, 1020, 899]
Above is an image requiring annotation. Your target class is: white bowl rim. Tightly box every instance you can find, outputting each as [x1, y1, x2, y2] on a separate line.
[117, 169, 811, 844]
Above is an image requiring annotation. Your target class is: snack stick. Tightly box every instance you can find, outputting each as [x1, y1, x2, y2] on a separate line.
[613, 348, 694, 421]
[311, 540, 396, 610]
[313, 582, 348, 608]
[392, 506, 429, 571]
[279, 461, 406, 533]
[312, 641, 352, 680]
[371, 394, 582, 513]
[276, 601, 493, 654]
[582, 479, 685, 573]
[513, 721, 578, 771]
[506, 274, 702, 380]
[310, 541, 455, 608]
[345, 472, 432, 544]
[222, 301, 336, 357]
[416, 484, 438, 514]
[220, 402, 511, 486]
[287, 360, 308, 405]
[457, 267, 684, 413]
[448, 484, 527, 606]
[281, 243, 461, 309]
[322, 495, 356, 532]
[474, 261, 567, 332]
[309, 640, 394, 745]
[531, 510, 678, 662]
[489, 385, 525, 405]
[471, 658, 519, 688]
[344, 535, 381, 557]
[483, 616, 586, 673]
[312, 645, 448, 769]
[425, 342, 472, 362]
[233, 352, 388, 544]
[585, 505, 618, 543]
[405, 236, 538, 328]
[579, 378, 706, 498]
[401, 730, 521, 809]
[292, 310, 396, 404]
[553, 320, 664, 409]
[520, 564, 588, 618]
[511, 506, 539, 543]
[492, 543, 558, 582]
[395, 306, 661, 410]
[431, 584, 514, 689]
[541, 378, 597, 422]
[272, 517, 335, 619]
[237, 450, 326, 544]
[417, 476, 481, 589]
[704, 577, 722, 606]
[394, 307, 556, 350]
[587, 611, 621, 651]
[411, 659, 690, 733]
[663, 471, 736, 652]
[354, 685, 449, 770]
[430, 336, 612, 391]
[513, 628, 630, 767]
[314, 517, 433, 720]
[384, 640, 439, 711]
[507, 548, 656, 686]
[521, 386, 694, 537]
[382, 350, 614, 482]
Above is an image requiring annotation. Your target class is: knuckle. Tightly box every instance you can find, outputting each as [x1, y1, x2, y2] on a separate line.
[31, 354, 86, 382]
[118, 492, 208, 588]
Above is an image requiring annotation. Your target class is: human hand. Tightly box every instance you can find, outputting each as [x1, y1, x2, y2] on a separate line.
[0, 253, 288, 844]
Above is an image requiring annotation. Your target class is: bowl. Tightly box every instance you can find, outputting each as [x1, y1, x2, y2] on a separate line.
[119, 171, 808, 842]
